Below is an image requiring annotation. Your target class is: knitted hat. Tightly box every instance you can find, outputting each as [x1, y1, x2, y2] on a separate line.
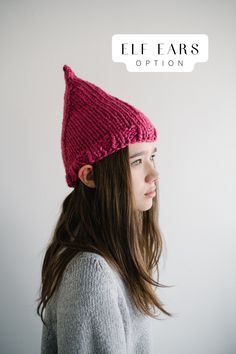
[61, 65, 158, 188]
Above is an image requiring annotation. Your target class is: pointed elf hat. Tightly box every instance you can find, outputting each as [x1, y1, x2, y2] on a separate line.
[61, 65, 158, 188]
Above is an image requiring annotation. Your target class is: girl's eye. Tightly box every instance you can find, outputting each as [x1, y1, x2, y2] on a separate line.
[131, 154, 156, 166]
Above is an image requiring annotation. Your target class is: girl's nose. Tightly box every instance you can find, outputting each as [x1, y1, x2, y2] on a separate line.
[152, 167, 159, 180]
[146, 169, 159, 184]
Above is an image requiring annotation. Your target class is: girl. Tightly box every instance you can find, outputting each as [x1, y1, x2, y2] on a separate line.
[36, 65, 173, 353]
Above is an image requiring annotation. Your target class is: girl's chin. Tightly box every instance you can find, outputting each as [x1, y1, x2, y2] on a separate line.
[137, 202, 153, 212]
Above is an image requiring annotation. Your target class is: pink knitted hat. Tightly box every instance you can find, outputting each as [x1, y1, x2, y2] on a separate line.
[61, 65, 158, 188]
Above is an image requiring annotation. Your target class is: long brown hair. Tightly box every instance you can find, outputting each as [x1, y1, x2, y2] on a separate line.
[36, 145, 173, 326]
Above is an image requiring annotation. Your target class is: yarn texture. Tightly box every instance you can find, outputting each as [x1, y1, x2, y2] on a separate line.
[61, 65, 157, 187]
[40, 252, 151, 353]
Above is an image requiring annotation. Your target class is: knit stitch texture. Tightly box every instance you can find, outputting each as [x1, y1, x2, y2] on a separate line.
[61, 65, 157, 187]
[40, 252, 151, 353]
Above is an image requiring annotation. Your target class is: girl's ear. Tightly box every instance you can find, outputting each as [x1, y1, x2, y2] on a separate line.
[78, 165, 96, 188]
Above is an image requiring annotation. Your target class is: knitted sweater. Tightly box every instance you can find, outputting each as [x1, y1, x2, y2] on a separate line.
[40, 251, 151, 354]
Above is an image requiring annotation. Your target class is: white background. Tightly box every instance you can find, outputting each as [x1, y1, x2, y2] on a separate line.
[1, 0, 235, 353]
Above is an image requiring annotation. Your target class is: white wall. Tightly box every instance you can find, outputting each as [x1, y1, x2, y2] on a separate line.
[1, 0, 235, 353]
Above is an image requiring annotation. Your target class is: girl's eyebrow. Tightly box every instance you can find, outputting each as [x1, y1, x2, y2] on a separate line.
[129, 146, 157, 159]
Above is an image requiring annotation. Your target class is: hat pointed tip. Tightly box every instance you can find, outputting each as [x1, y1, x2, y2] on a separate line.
[63, 65, 76, 80]
[63, 64, 70, 71]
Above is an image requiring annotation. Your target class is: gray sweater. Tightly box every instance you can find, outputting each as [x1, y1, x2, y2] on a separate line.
[40, 251, 151, 353]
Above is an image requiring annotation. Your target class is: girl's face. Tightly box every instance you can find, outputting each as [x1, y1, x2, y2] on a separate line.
[129, 142, 159, 211]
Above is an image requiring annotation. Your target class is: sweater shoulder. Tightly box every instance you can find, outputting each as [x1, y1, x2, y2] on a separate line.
[64, 251, 116, 281]
[55, 251, 118, 303]
[66, 251, 113, 271]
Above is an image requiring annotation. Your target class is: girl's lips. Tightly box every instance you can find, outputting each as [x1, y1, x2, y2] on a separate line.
[144, 190, 156, 197]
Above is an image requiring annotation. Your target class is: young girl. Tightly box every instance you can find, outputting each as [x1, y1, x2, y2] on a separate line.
[37, 65, 173, 353]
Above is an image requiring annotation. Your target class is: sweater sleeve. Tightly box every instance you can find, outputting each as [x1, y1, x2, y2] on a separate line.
[56, 254, 128, 354]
